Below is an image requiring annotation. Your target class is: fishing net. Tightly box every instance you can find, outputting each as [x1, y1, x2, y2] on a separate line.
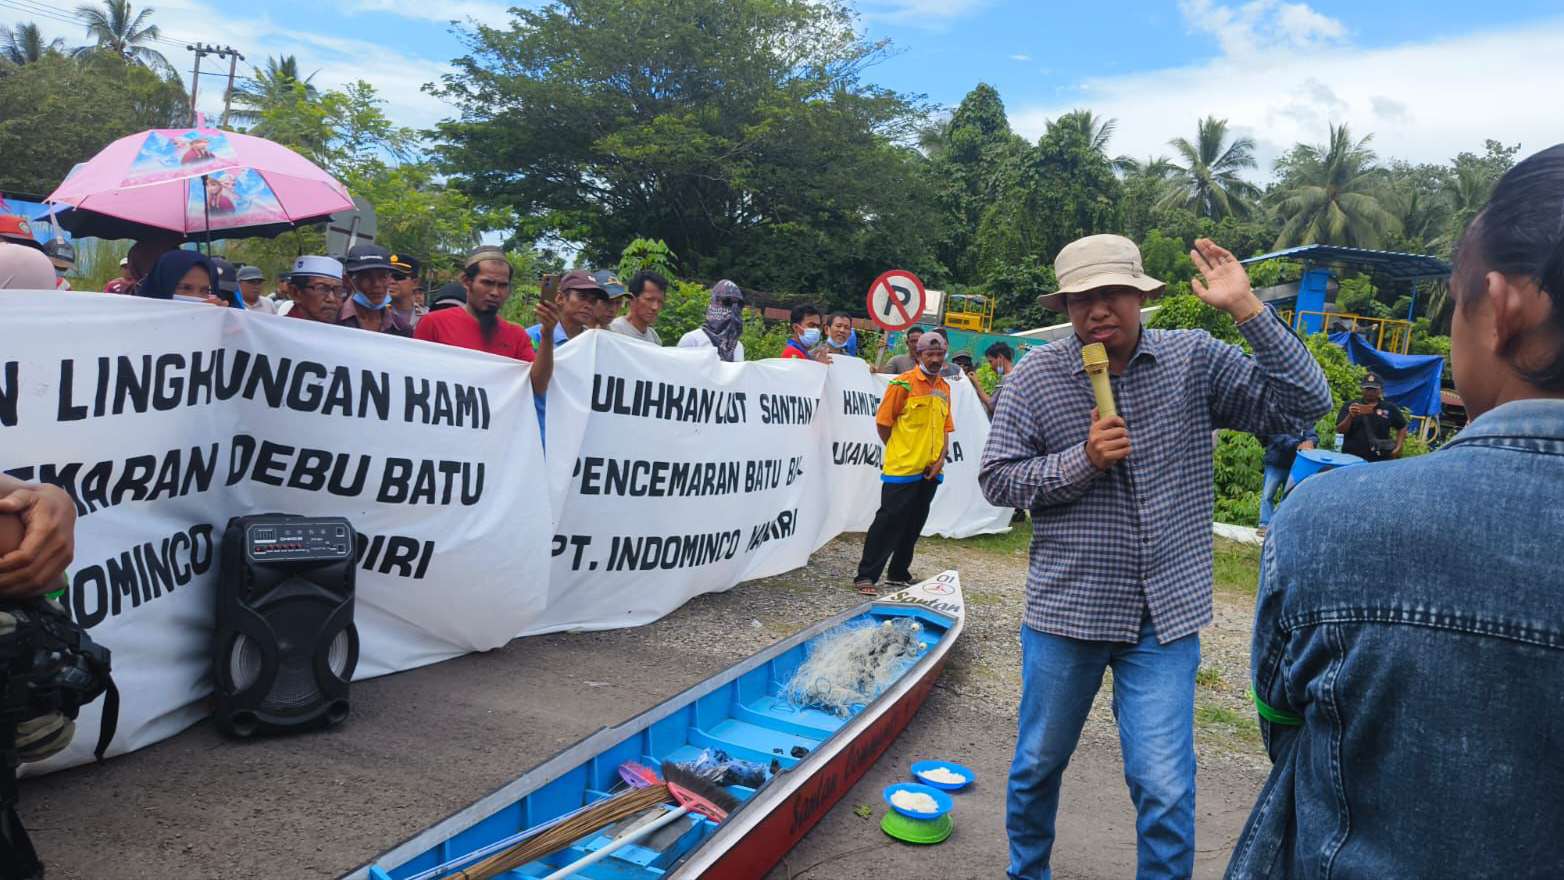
[781, 619, 925, 717]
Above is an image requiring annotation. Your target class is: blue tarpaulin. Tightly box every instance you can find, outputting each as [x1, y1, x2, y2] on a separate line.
[1329, 332, 1444, 418]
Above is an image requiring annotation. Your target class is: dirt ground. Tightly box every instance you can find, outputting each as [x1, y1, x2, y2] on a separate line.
[19, 531, 1268, 879]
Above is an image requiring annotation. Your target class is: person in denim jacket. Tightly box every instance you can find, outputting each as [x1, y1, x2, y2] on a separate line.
[1228, 144, 1564, 879]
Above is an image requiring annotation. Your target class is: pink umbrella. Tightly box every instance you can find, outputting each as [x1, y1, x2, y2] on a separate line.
[45, 124, 353, 241]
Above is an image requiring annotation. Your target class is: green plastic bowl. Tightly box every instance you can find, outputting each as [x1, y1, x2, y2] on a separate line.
[880, 810, 953, 845]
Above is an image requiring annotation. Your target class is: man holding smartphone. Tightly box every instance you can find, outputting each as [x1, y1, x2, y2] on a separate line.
[1337, 373, 1407, 461]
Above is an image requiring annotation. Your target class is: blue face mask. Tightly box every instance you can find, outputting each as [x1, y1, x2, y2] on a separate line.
[800, 328, 822, 347]
[352, 292, 387, 311]
[826, 336, 847, 349]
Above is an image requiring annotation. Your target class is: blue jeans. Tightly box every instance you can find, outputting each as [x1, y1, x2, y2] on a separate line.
[1007, 619, 1199, 880]
[1257, 462, 1290, 526]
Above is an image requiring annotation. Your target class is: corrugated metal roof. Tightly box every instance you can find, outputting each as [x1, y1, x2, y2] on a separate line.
[1240, 244, 1451, 281]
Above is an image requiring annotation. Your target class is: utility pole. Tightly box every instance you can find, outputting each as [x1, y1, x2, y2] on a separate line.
[219, 46, 245, 129]
[186, 43, 208, 125]
[184, 43, 245, 128]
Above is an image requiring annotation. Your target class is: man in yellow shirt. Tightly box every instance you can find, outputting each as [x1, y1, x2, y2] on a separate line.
[853, 333, 955, 595]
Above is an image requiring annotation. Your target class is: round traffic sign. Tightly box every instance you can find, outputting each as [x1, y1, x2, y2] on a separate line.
[866, 269, 926, 332]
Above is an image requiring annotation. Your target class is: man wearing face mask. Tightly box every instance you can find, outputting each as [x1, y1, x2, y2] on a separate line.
[823, 312, 858, 357]
[986, 342, 1016, 407]
[338, 243, 412, 336]
[781, 304, 827, 361]
[852, 332, 954, 596]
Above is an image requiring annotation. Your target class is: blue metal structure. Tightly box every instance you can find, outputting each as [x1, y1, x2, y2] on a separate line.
[1241, 244, 1451, 352]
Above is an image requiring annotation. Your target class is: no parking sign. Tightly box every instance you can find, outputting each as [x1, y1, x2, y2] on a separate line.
[866, 269, 926, 332]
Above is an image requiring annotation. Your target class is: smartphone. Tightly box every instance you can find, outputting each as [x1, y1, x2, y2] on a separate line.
[540, 273, 560, 300]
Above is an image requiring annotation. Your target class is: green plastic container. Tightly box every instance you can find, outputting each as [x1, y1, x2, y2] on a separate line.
[880, 810, 953, 845]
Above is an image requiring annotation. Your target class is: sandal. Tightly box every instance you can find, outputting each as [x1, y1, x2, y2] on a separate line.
[853, 579, 878, 596]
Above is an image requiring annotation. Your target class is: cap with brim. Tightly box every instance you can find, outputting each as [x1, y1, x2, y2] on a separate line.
[389, 253, 420, 276]
[430, 281, 466, 309]
[1038, 233, 1165, 312]
[208, 258, 238, 294]
[290, 255, 343, 280]
[0, 215, 44, 252]
[916, 333, 948, 352]
[1362, 373, 1383, 389]
[594, 269, 628, 298]
[236, 265, 264, 282]
[559, 269, 608, 298]
[344, 243, 393, 273]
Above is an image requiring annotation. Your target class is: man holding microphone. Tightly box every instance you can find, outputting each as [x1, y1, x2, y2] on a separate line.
[979, 235, 1330, 880]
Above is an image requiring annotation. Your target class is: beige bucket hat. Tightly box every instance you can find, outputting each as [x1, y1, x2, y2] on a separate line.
[1038, 234, 1166, 312]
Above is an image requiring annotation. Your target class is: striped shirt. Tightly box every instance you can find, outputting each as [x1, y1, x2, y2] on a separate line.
[978, 308, 1331, 643]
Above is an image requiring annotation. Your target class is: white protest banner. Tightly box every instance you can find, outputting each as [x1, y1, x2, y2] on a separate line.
[530, 337, 1010, 637]
[818, 359, 1010, 540]
[4, 300, 1011, 774]
[3, 293, 552, 772]
[531, 332, 832, 633]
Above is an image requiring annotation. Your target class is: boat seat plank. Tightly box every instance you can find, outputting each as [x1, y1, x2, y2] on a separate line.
[688, 719, 819, 767]
[735, 696, 846, 739]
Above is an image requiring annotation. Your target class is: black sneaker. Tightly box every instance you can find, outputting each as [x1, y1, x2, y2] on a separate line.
[884, 574, 917, 587]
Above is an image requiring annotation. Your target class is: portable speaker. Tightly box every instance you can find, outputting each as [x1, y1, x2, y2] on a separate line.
[214, 514, 358, 737]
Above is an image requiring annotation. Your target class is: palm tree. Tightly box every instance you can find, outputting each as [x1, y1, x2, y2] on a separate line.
[1, 22, 66, 66]
[73, 0, 172, 74]
[1272, 124, 1401, 249]
[1118, 154, 1177, 180]
[1161, 116, 1261, 219]
[1048, 109, 1116, 155]
[228, 55, 319, 126]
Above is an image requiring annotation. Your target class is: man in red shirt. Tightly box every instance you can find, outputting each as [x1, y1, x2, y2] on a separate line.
[414, 246, 558, 398]
[780, 303, 829, 362]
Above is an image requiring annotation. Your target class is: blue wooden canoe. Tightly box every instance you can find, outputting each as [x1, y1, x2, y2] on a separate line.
[346, 571, 964, 880]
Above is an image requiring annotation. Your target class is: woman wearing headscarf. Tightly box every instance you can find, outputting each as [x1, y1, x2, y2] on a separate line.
[0, 242, 58, 290]
[677, 279, 746, 362]
[138, 249, 219, 302]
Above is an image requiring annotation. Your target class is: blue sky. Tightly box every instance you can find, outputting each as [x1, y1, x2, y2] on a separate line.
[6, 0, 1559, 177]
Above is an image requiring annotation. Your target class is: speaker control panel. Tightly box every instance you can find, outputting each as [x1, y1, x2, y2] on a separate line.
[246, 517, 355, 562]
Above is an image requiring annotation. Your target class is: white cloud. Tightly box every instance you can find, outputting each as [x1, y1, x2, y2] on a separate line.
[1177, 0, 1346, 59]
[152, 0, 459, 133]
[346, 0, 514, 28]
[1010, 53, 1030, 62]
[1011, 9, 1563, 176]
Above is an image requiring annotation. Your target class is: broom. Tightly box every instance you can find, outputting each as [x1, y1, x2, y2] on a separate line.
[437, 783, 670, 880]
[537, 764, 740, 880]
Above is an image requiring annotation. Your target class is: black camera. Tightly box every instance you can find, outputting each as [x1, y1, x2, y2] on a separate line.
[0, 596, 116, 880]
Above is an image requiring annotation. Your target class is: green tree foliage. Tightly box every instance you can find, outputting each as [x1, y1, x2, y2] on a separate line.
[1138, 229, 1196, 288]
[926, 83, 1027, 284]
[431, 0, 939, 309]
[656, 279, 716, 345]
[342, 162, 496, 277]
[0, 52, 187, 195]
[1, 22, 66, 67]
[1146, 294, 1242, 345]
[1271, 124, 1400, 249]
[72, 0, 173, 75]
[228, 55, 319, 126]
[1212, 431, 1264, 526]
[1162, 116, 1261, 220]
[617, 238, 678, 281]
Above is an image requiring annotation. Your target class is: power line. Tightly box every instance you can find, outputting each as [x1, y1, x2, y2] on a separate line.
[0, 0, 199, 49]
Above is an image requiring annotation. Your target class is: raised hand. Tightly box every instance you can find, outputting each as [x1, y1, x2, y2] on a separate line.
[1190, 238, 1262, 318]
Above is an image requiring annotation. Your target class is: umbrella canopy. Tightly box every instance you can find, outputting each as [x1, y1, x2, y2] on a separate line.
[46, 126, 353, 240]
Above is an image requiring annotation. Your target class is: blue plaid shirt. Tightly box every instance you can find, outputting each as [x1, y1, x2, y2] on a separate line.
[978, 308, 1331, 643]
